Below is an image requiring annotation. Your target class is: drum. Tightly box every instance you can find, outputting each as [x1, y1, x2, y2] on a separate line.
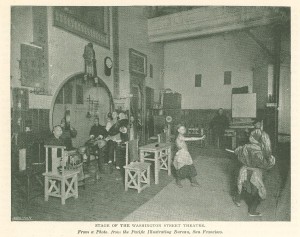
[69, 153, 82, 166]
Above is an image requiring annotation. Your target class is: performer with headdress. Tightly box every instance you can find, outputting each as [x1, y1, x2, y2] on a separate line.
[230, 129, 275, 217]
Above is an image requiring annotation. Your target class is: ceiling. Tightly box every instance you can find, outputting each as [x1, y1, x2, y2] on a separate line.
[144, 6, 203, 19]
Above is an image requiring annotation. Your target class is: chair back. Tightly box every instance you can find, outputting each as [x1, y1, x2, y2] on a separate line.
[44, 145, 66, 175]
[125, 140, 139, 165]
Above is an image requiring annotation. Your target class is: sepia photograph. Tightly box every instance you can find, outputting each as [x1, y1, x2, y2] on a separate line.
[1, 0, 299, 236]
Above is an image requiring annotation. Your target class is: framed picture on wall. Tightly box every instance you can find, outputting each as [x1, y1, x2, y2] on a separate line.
[129, 48, 147, 76]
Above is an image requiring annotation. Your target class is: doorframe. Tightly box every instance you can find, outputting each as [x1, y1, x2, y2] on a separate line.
[130, 72, 146, 143]
[128, 48, 147, 144]
[49, 72, 114, 129]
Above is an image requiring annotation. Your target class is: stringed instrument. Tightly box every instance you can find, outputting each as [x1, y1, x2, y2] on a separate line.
[87, 135, 107, 149]
[106, 119, 129, 142]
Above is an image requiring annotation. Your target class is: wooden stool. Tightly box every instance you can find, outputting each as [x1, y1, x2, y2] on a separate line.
[124, 140, 151, 193]
[43, 145, 79, 205]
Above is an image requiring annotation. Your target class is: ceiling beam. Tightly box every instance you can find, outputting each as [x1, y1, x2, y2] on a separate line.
[245, 29, 274, 59]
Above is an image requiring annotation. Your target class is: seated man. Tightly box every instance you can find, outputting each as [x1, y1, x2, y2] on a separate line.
[86, 117, 108, 170]
[107, 111, 129, 170]
[46, 125, 65, 146]
[44, 125, 65, 168]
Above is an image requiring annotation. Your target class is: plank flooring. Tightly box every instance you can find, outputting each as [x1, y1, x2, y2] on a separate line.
[12, 160, 174, 221]
[11, 142, 290, 221]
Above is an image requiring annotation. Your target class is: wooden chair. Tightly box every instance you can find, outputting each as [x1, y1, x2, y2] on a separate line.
[43, 145, 79, 205]
[124, 140, 151, 193]
[157, 132, 173, 171]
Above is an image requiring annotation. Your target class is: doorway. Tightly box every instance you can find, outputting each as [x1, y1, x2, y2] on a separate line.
[130, 74, 146, 144]
[51, 73, 114, 147]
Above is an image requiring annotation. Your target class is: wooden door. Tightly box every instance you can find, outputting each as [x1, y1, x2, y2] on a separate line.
[130, 74, 146, 144]
[145, 87, 154, 138]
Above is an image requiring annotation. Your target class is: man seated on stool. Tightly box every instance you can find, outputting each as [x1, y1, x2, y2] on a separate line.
[86, 117, 108, 171]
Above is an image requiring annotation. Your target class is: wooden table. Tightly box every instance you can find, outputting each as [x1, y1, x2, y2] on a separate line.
[139, 143, 172, 184]
[228, 124, 255, 148]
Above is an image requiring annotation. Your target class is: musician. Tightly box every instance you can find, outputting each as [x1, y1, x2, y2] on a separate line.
[45, 125, 65, 160]
[46, 125, 65, 146]
[129, 114, 142, 140]
[60, 118, 77, 150]
[118, 112, 129, 142]
[105, 112, 114, 132]
[106, 111, 121, 166]
[87, 117, 108, 169]
[106, 111, 130, 169]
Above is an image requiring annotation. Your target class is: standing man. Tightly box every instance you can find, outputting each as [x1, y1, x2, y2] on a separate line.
[210, 108, 229, 148]
[60, 118, 77, 151]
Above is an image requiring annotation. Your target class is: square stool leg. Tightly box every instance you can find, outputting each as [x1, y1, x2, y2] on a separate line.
[44, 176, 49, 201]
[125, 169, 129, 191]
[61, 178, 66, 205]
[147, 166, 151, 187]
[137, 171, 141, 193]
[74, 176, 78, 199]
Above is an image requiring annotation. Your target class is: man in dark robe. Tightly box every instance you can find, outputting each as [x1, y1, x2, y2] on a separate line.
[87, 117, 108, 170]
[210, 108, 229, 147]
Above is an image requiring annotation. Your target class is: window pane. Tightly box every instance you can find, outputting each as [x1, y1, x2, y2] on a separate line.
[195, 74, 202, 87]
[55, 89, 63, 104]
[76, 85, 83, 104]
[224, 71, 232, 85]
[64, 82, 73, 104]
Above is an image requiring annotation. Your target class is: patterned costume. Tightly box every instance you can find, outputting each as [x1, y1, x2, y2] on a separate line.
[173, 134, 197, 180]
[233, 130, 275, 215]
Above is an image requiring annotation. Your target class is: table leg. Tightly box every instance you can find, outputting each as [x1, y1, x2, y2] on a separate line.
[27, 175, 30, 204]
[44, 176, 49, 201]
[140, 150, 144, 162]
[61, 178, 66, 205]
[74, 176, 78, 199]
[154, 151, 159, 185]
[147, 165, 151, 186]
[125, 169, 128, 191]
[232, 134, 237, 149]
[167, 148, 172, 176]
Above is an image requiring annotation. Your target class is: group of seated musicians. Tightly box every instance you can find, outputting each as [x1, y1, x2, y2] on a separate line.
[85, 111, 131, 172]
[45, 110, 140, 175]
